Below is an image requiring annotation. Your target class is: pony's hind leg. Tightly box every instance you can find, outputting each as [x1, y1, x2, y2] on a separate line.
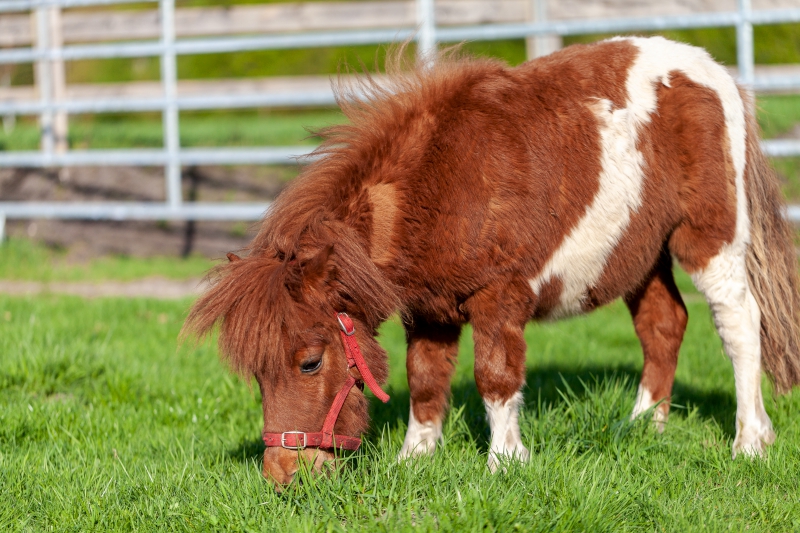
[683, 245, 775, 457]
[398, 318, 461, 459]
[625, 251, 688, 431]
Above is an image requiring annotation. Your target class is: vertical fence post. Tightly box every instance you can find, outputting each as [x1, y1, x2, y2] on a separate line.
[0, 212, 5, 244]
[416, 0, 436, 64]
[49, 4, 68, 155]
[526, 0, 560, 60]
[1, 65, 15, 134]
[736, 0, 754, 87]
[160, 0, 181, 210]
[34, 6, 54, 163]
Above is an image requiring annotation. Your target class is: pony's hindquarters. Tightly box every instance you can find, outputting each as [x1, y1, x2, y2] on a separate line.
[671, 89, 800, 457]
[624, 36, 800, 456]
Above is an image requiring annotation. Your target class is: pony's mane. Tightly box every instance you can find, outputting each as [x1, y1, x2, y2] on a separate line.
[249, 45, 508, 255]
[183, 47, 507, 376]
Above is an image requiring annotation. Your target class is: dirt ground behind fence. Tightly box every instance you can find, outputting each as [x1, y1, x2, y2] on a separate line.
[0, 164, 295, 261]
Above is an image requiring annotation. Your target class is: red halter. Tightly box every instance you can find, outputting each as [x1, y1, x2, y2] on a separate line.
[262, 312, 390, 451]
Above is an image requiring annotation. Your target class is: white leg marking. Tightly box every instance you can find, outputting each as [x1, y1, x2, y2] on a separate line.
[485, 391, 529, 473]
[631, 384, 668, 433]
[398, 400, 442, 460]
[691, 250, 775, 458]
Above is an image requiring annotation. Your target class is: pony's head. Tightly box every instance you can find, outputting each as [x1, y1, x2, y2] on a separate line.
[182, 223, 399, 487]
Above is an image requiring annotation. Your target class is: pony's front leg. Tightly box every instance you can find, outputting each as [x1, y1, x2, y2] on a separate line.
[467, 287, 531, 472]
[398, 319, 461, 460]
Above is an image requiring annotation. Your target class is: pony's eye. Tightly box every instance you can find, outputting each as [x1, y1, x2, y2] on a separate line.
[300, 357, 322, 374]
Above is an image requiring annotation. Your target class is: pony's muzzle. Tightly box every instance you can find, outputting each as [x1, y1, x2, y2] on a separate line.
[262, 447, 336, 489]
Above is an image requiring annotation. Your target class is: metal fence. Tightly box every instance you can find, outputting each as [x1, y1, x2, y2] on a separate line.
[1, 0, 800, 240]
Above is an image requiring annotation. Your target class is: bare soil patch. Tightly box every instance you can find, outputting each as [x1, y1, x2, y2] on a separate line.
[0, 277, 208, 299]
[0, 164, 295, 260]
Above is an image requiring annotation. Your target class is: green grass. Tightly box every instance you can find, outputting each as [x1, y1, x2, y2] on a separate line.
[4, 24, 795, 88]
[1, 272, 799, 530]
[0, 238, 215, 282]
[2, 94, 799, 149]
[563, 23, 800, 66]
[0, 110, 344, 151]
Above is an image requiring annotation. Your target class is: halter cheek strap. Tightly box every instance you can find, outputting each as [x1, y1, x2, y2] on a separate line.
[262, 312, 390, 451]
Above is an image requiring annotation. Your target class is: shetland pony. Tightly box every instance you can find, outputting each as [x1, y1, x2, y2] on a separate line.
[183, 37, 800, 486]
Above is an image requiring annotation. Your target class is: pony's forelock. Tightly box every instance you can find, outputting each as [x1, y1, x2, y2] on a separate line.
[182, 256, 298, 379]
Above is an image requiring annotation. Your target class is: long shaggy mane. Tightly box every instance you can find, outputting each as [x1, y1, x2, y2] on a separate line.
[182, 46, 507, 376]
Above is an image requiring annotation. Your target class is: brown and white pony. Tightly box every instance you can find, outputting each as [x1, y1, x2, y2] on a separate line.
[183, 37, 800, 486]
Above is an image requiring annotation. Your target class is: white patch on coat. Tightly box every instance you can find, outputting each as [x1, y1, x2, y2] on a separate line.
[619, 36, 748, 240]
[610, 38, 770, 457]
[529, 97, 646, 318]
[397, 401, 441, 460]
[630, 384, 668, 432]
[485, 391, 529, 472]
[528, 36, 748, 318]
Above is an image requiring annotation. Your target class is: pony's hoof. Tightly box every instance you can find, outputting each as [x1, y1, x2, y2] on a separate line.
[732, 426, 776, 459]
[397, 440, 436, 462]
[487, 445, 530, 473]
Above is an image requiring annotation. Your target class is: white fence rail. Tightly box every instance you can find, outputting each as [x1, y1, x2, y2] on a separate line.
[1, 0, 800, 238]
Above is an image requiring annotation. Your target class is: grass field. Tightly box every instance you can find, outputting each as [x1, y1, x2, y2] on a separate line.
[0, 239, 215, 282]
[0, 110, 344, 152]
[2, 256, 800, 531]
[2, 91, 799, 150]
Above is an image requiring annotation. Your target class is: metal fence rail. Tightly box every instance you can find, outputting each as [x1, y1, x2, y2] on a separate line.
[1, 0, 800, 238]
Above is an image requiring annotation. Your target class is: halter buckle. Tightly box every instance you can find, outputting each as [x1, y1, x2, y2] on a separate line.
[336, 312, 356, 336]
[281, 431, 307, 450]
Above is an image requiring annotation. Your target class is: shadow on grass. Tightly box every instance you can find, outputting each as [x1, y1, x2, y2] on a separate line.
[228, 438, 267, 463]
[227, 362, 737, 463]
[370, 363, 738, 453]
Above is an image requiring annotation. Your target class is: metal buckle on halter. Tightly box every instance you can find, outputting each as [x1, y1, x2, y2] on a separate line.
[281, 431, 307, 450]
[336, 312, 356, 336]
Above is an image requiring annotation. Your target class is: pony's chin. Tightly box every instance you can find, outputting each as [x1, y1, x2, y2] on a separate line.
[263, 447, 336, 490]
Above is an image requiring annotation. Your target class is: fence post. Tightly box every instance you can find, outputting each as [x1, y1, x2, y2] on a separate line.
[1, 64, 15, 134]
[0, 212, 5, 244]
[736, 0, 754, 87]
[49, 4, 68, 155]
[34, 6, 54, 161]
[526, 0, 560, 60]
[160, 0, 181, 210]
[416, 0, 436, 64]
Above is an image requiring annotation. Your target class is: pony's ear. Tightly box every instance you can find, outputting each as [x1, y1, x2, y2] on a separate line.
[285, 244, 334, 300]
[227, 252, 241, 263]
[302, 244, 334, 284]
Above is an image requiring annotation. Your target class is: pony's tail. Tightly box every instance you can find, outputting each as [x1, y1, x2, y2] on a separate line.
[743, 95, 800, 394]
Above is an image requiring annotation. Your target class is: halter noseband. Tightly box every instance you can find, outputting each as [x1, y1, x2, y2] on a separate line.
[262, 312, 390, 451]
